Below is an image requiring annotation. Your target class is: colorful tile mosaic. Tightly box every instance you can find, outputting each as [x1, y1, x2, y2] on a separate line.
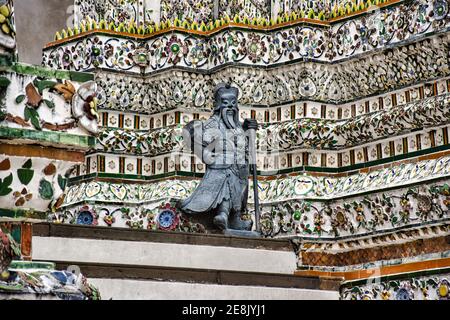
[3, 0, 450, 295]
[0, 0, 15, 64]
[72, 0, 383, 25]
[48, 1, 448, 70]
[0, 261, 101, 300]
[59, 154, 450, 240]
[341, 271, 450, 300]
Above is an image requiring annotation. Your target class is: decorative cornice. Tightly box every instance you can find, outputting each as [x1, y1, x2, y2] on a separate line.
[297, 256, 450, 281]
[43, 0, 450, 77]
[64, 0, 403, 44]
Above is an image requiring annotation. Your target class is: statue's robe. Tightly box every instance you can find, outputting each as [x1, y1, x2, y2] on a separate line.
[180, 115, 249, 215]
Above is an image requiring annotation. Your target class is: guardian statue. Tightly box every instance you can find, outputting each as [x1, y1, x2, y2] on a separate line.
[179, 84, 258, 231]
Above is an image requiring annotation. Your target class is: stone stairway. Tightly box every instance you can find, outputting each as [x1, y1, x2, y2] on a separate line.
[31, 223, 341, 300]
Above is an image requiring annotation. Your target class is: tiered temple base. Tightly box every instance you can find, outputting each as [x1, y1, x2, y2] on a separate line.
[31, 223, 340, 300]
[2, 0, 450, 300]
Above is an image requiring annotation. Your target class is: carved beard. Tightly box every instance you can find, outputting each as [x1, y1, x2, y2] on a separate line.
[221, 107, 236, 129]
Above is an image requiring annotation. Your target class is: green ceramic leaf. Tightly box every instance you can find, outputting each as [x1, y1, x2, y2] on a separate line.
[3, 173, 12, 186]
[17, 168, 34, 185]
[57, 174, 66, 191]
[30, 115, 41, 130]
[39, 179, 54, 200]
[25, 107, 41, 130]
[44, 99, 55, 109]
[15, 95, 26, 104]
[22, 159, 32, 169]
[28, 106, 39, 117]
[0, 283, 24, 291]
[24, 106, 31, 121]
[0, 173, 13, 196]
[35, 80, 57, 95]
[0, 77, 11, 88]
[7, 233, 22, 257]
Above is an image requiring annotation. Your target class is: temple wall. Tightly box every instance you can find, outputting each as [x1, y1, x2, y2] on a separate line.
[2, 0, 449, 301]
[15, 0, 72, 65]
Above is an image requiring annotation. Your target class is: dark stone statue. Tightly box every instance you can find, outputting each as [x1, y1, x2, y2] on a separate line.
[179, 84, 257, 231]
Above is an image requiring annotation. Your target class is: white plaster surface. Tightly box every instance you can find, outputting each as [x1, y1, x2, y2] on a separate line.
[15, 0, 73, 65]
[89, 278, 340, 300]
[145, 0, 160, 23]
[32, 236, 298, 274]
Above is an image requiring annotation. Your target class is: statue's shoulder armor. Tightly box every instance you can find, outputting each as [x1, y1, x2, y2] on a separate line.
[203, 117, 219, 130]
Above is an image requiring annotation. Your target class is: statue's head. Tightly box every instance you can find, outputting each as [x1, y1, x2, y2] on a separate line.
[213, 83, 241, 129]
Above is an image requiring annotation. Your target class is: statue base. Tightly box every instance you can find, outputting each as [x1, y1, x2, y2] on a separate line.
[223, 229, 261, 238]
[181, 212, 259, 236]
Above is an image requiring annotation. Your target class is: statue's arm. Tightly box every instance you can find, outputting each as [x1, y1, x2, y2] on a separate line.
[202, 120, 220, 164]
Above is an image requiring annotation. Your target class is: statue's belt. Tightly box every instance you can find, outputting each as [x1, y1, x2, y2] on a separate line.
[208, 164, 249, 178]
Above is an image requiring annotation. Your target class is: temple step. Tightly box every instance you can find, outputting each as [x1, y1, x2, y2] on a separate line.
[52, 261, 340, 300]
[31, 223, 341, 300]
[32, 223, 297, 274]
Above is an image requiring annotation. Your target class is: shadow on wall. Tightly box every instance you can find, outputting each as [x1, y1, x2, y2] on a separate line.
[14, 0, 73, 65]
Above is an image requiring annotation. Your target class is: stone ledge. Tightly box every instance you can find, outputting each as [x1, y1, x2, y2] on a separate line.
[33, 223, 293, 251]
[89, 278, 340, 300]
[50, 261, 341, 292]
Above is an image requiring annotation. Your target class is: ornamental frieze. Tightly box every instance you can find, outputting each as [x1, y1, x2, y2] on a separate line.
[300, 233, 449, 269]
[341, 273, 450, 300]
[84, 124, 448, 176]
[83, 37, 448, 114]
[261, 93, 450, 151]
[260, 184, 450, 238]
[0, 70, 99, 135]
[97, 125, 184, 156]
[74, 0, 419, 25]
[46, 0, 450, 76]
[51, 203, 207, 233]
[63, 154, 450, 205]
[74, 0, 153, 26]
[96, 79, 449, 128]
[93, 93, 450, 159]
[77, 121, 448, 178]
[58, 157, 450, 239]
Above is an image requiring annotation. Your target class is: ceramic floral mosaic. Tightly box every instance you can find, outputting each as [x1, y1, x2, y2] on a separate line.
[341, 272, 450, 300]
[0, 0, 449, 300]
[59, 154, 450, 239]
[0, 0, 15, 62]
[46, 0, 450, 74]
[0, 2, 98, 216]
[43, 1, 450, 248]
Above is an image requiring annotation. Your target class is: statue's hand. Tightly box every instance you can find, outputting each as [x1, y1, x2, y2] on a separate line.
[203, 149, 216, 165]
[243, 119, 259, 131]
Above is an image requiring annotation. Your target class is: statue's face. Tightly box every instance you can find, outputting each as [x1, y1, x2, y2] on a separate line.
[220, 92, 237, 110]
[219, 92, 238, 129]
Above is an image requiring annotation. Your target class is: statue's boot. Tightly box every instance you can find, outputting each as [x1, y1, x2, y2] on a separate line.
[229, 212, 253, 231]
[213, 212, 229, 230]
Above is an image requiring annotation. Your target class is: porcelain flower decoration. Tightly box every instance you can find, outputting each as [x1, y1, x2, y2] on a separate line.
[72, 81, 100, 134]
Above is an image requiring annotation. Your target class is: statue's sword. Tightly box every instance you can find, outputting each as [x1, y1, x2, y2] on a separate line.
[245, 120, 260, 233]
[252, 161, 260, 233]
